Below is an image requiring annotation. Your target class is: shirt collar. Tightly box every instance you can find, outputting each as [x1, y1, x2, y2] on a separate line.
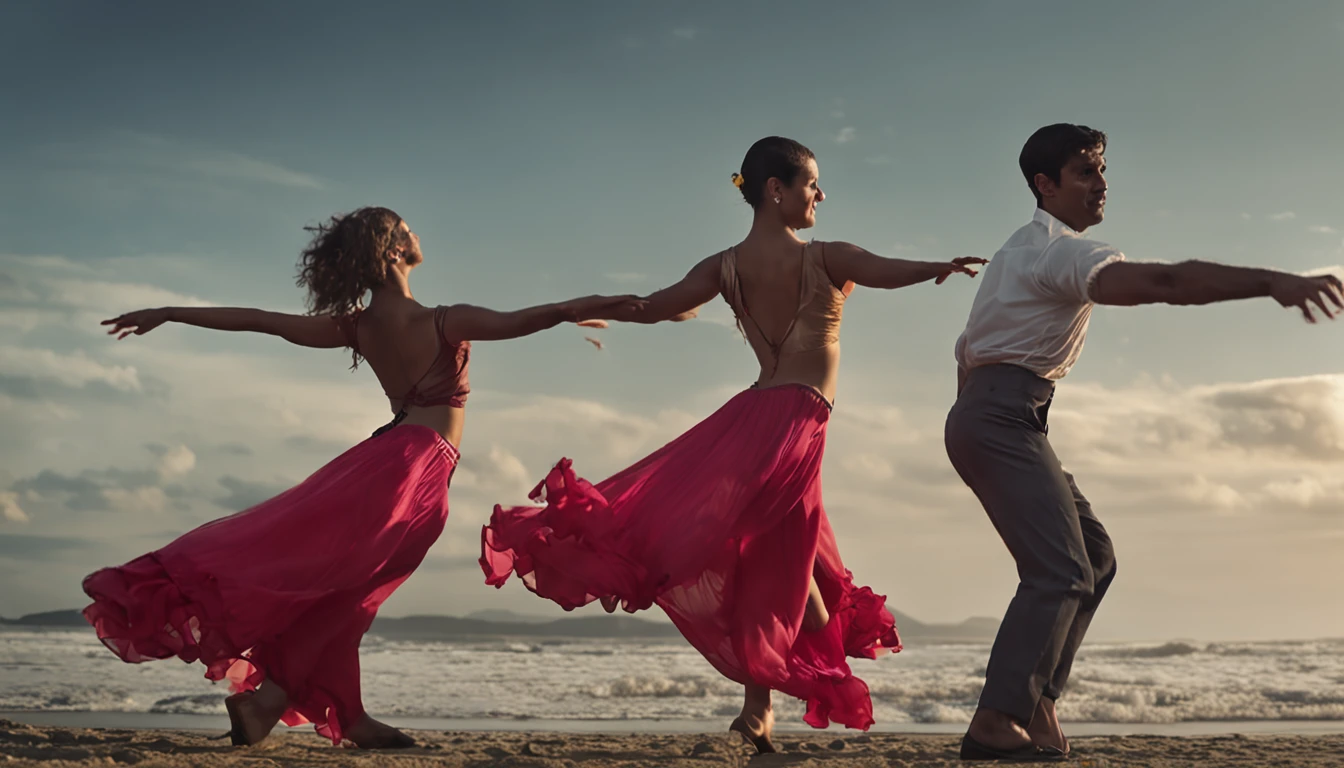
[1032, 207, 1079, 239]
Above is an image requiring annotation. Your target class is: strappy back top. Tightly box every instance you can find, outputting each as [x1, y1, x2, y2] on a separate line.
[338, 305, 471, 410]
[719, 240, 852, 377]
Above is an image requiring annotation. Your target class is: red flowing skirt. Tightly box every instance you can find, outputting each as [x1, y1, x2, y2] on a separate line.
[82, 425, 458, 744]
[482, 385, 900, 730]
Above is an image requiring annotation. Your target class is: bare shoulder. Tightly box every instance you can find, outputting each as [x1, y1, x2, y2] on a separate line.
[685, 252, 724, 282]
[816, 240, 868, 259]
[698, 250, 726, 269]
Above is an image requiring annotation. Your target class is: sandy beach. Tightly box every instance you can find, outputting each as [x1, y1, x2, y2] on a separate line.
[3, 719, 1342, 767]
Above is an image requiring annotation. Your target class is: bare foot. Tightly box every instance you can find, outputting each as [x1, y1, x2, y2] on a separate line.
[224, 692, 285, 746]
[965, 706, 1033, 752]
[1026, 697, 1069, 754]
[346, 715, 416, 749]
[729, 708, 776, 754]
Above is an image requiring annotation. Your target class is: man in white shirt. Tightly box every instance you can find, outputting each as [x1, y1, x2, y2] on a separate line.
[947, 123, 1343, 762]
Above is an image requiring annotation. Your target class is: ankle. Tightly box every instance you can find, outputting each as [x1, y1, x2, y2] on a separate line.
[969, 708, 1023, 735]
[250, 686, 289, 716]
[737, 706, 773, 727]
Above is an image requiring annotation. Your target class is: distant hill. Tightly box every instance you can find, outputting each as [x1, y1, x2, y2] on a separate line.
[370, 613, 683, 641]
[463, 609, 552, 624]
[2, 607, 999, 644]
[0, 609, 88, 627]
[889, 610, 1000, 644]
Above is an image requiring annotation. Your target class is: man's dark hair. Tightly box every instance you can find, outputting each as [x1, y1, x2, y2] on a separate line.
[1019, 124, 1107, 205]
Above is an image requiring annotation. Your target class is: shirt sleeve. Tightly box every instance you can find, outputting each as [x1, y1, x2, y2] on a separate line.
[1032, 237, 1125, 304]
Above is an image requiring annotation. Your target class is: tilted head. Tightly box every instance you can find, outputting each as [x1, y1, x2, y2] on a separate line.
[733, 136, 824, 229]
[1019, 123, 1108, 232]
[295, 206, 422, 318]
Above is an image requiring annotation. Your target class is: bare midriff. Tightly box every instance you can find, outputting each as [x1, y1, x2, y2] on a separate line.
[749, 344, 841, 405]
[396, 404, 466, 448]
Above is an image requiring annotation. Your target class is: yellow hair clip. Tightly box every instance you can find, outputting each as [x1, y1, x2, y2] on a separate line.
[731, 173, 744, 188]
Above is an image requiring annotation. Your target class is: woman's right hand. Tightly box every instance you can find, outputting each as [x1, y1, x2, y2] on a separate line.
[562, 295, 649, 323]
[934, 257, 988, 285]
[102, 308, 172, 339]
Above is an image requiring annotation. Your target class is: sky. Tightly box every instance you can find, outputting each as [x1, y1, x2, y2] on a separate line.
[1, 1, 1341, 642]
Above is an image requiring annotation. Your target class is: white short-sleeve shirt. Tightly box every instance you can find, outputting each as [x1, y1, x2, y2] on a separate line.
[954, 208, 1124, 381]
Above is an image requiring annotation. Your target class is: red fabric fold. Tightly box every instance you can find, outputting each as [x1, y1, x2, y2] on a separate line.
[482, 385, 900, 730]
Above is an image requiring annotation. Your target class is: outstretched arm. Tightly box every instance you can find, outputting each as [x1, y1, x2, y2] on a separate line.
[102, 307, 347, 347]
[438, 294, 646, 342]
[608, 255, 723, 324]
[821, 241, 985, 290]
[1089, 262, 1344, 322]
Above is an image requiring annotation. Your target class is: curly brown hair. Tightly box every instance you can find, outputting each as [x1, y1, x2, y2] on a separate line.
[295, 206, 410, 367]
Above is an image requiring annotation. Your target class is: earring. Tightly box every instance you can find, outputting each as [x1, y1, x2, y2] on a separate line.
[774, 197, 781, 204]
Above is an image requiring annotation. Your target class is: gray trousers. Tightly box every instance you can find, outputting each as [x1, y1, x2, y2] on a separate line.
[944, 364, 1117, 724]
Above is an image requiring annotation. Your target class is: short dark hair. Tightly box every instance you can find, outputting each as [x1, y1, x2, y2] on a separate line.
[735, 136, 815, 208]
[1019, 124, 1107, 205]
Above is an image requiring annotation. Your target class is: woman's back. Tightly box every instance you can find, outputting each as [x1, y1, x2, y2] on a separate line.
[347, 303, 470, 444]
[720, 239, 851, 403]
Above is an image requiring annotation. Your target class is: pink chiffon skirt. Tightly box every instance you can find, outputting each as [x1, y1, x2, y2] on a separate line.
[481, 384, 901, 730]
[82, 425, 458, 745]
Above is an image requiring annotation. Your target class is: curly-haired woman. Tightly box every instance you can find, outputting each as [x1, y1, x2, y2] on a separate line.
[81, 206, 640, 749]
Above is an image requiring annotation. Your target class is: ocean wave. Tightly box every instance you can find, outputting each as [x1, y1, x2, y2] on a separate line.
[149, 693, 225, 715]
[584, 675, 720, 699]
[0, 686, 138, 712]
[4, 629, 1341, 725]
[1082, 642, 1202, 659]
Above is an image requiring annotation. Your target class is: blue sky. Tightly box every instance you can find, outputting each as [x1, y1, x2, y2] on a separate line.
[1, 2, 1341, 641]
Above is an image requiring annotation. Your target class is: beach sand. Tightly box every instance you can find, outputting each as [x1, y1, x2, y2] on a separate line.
[2, 719, 1342, 767]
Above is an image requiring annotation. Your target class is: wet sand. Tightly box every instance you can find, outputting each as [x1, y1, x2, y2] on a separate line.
[3, 718, 1343, 766]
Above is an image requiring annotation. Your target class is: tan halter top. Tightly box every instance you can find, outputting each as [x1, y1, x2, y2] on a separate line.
[719, 240, 852, 378]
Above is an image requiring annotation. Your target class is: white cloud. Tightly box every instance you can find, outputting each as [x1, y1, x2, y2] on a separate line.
[49, 279, 213, 318]
[1239, 212, 1252, 221]
[35, 131, 324, 191]
[845, 452, 896, 482]
[0, 255, 213, 330]
[455, 444, 533, 497]
[0, 492, 29, 523]
[1054, 374, 1344, 465]
[831, 110, 846, 120]
[1261, 476, 1340, 509]
[671, 27, 697, 40]
[103, 485, 170, 515]
[156, 445, 197, 477]
[0, 346, 142, 392]
[114, 131, 322, 190]
[1177, 475, 1247, 512]
[835, 127, 857, 145]
[1307, 225, 1338, 234]
[1269, 211, 1297, 221]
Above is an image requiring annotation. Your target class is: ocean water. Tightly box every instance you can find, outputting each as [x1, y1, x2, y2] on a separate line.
[2, 627, 1342, 729]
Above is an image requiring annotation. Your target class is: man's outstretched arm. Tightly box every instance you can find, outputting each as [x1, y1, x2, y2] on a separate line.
[1089, 262, 1344, 323]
